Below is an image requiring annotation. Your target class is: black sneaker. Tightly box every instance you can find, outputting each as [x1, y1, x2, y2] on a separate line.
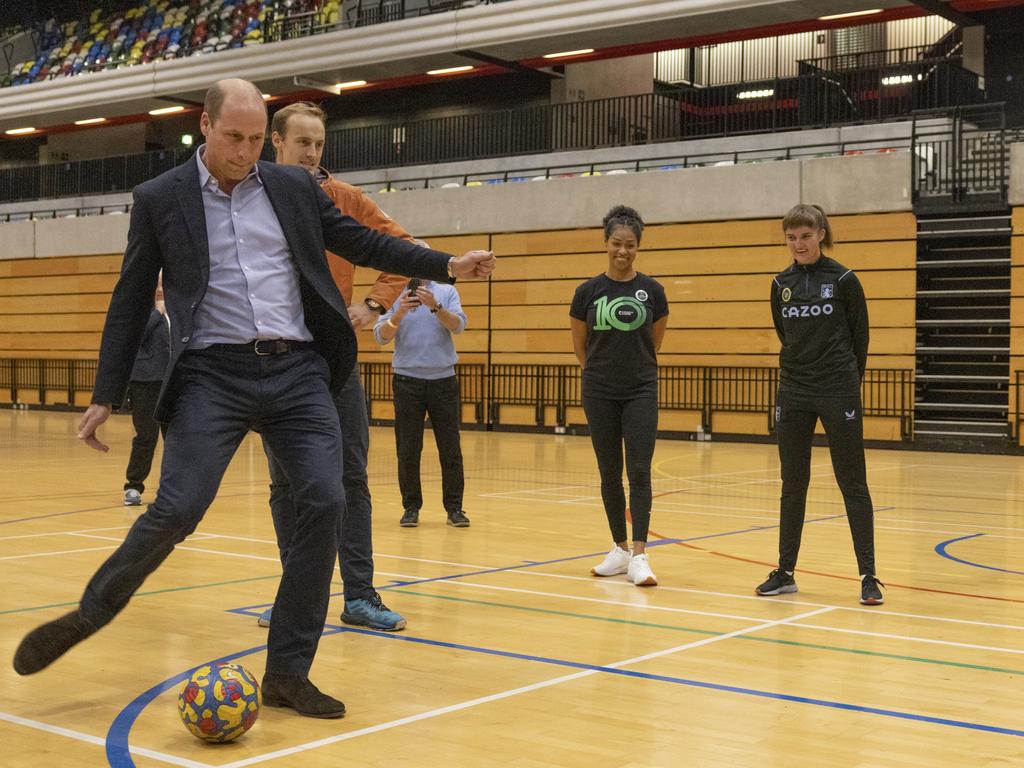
[755, 569, 797, 596]
[860, 574, 885, 605]
[446, 509, 470, 527]
[400, 509, 419, 527]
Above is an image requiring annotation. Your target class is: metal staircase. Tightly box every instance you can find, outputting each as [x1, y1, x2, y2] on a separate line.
[915, 213, 1012, 439]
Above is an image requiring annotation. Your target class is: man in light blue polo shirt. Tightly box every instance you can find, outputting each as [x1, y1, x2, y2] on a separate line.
[374, 277, 469, 528]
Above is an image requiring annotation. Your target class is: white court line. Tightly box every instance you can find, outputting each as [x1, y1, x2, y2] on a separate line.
[0, 524, 133, 542]
[501, 568, 1024, 631]
[0, 710, 212, 768]
[0, 545, 118, 561]
[425, 579, 1024, 656]
[65, 532, 218, 544]
[214, 607, 833, 767]
[174, 545, 280, 563]
[796, 623, 1024, 655]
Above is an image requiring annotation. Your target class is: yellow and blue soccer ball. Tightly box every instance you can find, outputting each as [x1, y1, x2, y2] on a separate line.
[177, 663, 261, 743]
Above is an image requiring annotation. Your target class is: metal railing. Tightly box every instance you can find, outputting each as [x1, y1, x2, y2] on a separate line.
[0, 57, 984, 205]
[1, 359, 915, 439]
[911, 102, 1008, 207]
[0, 358, 96, 408]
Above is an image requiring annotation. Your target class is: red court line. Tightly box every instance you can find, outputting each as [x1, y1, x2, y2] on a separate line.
[631, 494, 1024, 605]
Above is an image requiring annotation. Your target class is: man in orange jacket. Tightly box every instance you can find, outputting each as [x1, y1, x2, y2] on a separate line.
[259, 101, 411, 631]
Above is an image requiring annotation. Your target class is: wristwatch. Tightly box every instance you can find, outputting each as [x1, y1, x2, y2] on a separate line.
[364, 298, 385, 315]
[446, 257, 456, 282]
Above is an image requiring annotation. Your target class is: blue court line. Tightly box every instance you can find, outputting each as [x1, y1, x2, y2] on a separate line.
[934, 533, 1024, 576]
[104, 620, 1024, 767]
[102, 515, 844, 764]
[0, 504, 123, 526]
[104, 629, 347, 767]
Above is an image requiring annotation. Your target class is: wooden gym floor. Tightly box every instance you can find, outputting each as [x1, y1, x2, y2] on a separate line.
[1, 408, 1021, 767]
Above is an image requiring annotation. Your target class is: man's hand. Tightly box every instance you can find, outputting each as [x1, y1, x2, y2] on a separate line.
[78, 403, 113, 453]
[392, 292, 420, 320]
[450, 250, 496, 279]
[347, 303, 377, 331]
[415, 287, 439, 311]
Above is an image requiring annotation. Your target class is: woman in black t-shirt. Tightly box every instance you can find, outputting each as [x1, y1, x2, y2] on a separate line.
[570, 205, 669, 586]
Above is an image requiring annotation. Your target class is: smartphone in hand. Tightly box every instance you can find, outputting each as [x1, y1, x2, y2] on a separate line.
[407, 278, 422, 304]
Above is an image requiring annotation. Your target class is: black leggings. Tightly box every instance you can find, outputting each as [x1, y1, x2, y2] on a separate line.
[582, 395, 658, 543]
[775, 390, 876, 575]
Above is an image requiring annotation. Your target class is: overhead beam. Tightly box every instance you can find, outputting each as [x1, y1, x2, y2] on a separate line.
[454, 49, 562, 80]
[908, 0, 981, 26]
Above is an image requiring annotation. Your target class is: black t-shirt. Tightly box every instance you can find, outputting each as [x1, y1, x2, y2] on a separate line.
[570, 272, 668, 399]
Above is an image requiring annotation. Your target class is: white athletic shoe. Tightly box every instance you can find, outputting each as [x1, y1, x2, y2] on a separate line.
[628, 553, 658, 586]
[591, 546, 631, 576]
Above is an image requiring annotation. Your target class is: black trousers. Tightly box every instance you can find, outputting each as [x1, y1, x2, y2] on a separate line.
[80, 348, 344, 676]
[775, 390, 876, 575]
[582, 395, 658, 543]
[124, 380, 164, 493]
[393, 374, 464, 514]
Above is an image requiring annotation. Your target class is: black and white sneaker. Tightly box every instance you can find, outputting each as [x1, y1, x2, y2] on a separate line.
[755, 569, 797, 596]
[400, 509, 419, 527]
[860, 574, 885, 605]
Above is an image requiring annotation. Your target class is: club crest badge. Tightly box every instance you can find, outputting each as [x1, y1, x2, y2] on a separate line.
[635, 289, 648, 302]
[781, 287, 792, 302]
[821, 284, 834, 299]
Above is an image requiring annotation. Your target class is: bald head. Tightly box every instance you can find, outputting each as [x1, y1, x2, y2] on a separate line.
[203, 78, 267, 124]
[198, 79, 269, 194]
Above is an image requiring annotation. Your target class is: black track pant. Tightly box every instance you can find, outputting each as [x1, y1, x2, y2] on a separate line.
[775, 390, 876, 575]
[582, 395, 658, 543]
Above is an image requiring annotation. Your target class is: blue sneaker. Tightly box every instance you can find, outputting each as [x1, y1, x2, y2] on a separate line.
[341, 592, 406, 631]
[257, 607, 272, 628]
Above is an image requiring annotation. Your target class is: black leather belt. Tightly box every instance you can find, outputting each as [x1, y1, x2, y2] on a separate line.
[207, 340, 314, 356]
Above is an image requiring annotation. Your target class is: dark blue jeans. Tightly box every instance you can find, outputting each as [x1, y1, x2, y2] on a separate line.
[264, 362, 375, 602]
[80, 347, 344, 676]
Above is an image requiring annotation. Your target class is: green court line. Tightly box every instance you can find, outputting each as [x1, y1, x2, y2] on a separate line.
[397, 589, 1023, 677]
[0, 574, 282, 616]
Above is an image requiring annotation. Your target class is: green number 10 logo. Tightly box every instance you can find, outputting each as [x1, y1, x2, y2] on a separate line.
[593, 295, 647, 332]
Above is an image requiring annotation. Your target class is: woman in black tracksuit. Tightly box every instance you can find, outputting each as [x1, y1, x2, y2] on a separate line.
[755, 204, 884, 605]
[570, 205, 669, 587]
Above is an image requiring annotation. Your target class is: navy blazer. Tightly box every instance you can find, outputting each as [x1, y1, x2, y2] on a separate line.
[92, 157, 453, 420]
[129, 308, 170, 383]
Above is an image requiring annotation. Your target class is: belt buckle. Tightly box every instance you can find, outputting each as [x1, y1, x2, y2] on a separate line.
[254, 339, 273, 356]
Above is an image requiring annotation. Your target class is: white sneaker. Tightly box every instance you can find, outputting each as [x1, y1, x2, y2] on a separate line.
[628, 553, 658, 586]
[591, 546, 631, 576]
[123, 489, 142, 506]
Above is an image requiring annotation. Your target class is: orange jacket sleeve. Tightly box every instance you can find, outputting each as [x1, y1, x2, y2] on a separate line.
[324, 178, 413, 311]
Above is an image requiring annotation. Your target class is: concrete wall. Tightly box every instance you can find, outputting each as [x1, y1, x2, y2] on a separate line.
[0, 149, 912, 257]
[40, 123, 147, 164]
[1010, 142, 1024, 207]
[374, 151, 911, 236]
[0, 222, 34, 261]
[551, 55, 655, 104]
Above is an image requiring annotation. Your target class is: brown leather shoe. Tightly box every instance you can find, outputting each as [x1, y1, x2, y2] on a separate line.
[262, 673, 346, 718]
[13, 610, 97, 675]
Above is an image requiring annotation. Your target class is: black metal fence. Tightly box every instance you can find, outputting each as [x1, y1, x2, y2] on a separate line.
[912, 102, 1009, 208]
[0, 56, 985, 204]
[0, 359, 915, 439]
[0, 358, 97, 407]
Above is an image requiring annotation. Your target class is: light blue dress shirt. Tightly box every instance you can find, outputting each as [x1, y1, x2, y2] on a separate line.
[190, 147, 313, 348]
[374, 281, 467, 379]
